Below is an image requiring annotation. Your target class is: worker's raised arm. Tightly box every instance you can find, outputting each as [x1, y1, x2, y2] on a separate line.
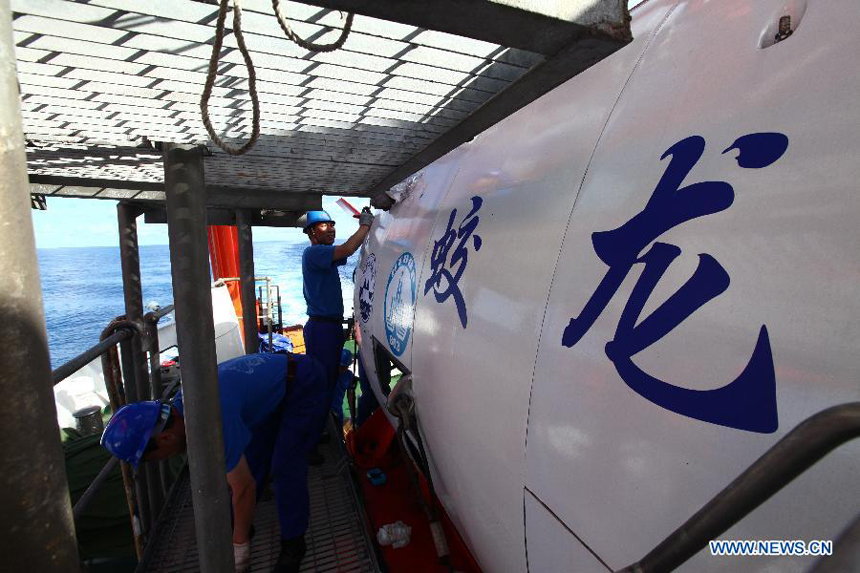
[333, 209, 373, 260]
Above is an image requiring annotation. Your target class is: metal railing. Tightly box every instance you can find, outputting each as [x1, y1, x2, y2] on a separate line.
[617, 402, 860, 572]
[216, 275, 283, 349]
[51, 327, 133, 386]
[53, 307, 178, 560]
[256, 277, 281, 347]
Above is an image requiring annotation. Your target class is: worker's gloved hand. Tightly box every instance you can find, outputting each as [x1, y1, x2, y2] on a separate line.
[359, 207, 374, 228]
[233, 541, 250, 573]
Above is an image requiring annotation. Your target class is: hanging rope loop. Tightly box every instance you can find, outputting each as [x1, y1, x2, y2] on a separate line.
[200, 0, 354, 155]
[200, 0, 261, 156]
[272, 0, 354, 53]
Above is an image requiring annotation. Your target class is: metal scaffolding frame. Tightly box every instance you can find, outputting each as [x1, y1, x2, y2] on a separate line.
[14, 0, 631, 208]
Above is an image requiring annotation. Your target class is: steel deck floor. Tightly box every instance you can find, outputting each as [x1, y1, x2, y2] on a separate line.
[141, 426, 379, 573]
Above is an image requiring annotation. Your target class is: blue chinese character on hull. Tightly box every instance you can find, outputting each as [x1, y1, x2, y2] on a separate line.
[424, 196, 484, 328]
[562, 133, 788, 433]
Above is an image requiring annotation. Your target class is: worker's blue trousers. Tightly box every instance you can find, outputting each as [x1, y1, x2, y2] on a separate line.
[244, 358, 328, 540]
[304, 319, 344, 434]
[331, 370, 353, 430]
[355, 355, 379, 428]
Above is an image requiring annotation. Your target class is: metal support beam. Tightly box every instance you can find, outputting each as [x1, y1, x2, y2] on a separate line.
[236, 209, 259, 355]
[101, 322, 144, 558]
[119, 337, 152, 535]
[146, 206, 237, 226]
[117, 202, 150, 402]
[145, 205, 303, 228]
[265, 0, 629, 55]
[163, 143, 234, 572]
[0, 0, 80, 570]
[117, 201, 163, 531]
[206, 187, 322, 211]
[144, 308, 171, 500]
[28, 176, 325, 211]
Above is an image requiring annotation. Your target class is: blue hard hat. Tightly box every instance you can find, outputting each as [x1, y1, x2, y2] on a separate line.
[341, 348, 353, 367]
[299, 210, 335, 231]
[101, 401, 169, 468]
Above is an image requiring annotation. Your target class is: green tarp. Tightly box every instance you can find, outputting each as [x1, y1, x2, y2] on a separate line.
[64, 432, 135, 560]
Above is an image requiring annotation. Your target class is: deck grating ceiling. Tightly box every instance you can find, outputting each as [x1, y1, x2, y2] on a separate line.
[12, 0, 629, 207]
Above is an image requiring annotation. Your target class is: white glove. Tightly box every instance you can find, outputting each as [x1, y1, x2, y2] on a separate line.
[233, 541, 250, 573]
[359, 208, 374, 228]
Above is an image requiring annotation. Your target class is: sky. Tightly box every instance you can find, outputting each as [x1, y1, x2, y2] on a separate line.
[31, 194, 371, 249]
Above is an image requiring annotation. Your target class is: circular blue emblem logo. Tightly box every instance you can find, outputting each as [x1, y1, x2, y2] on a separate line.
[358, 253, 377, 324]
[383, 252, 416, 357]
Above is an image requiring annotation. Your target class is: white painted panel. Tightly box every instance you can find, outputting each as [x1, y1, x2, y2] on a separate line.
[14, 14, 130, 44]
[212, 283, 244, 363]
[525, 490, 609, 573]
[403, 6, 670, 566]
[528, 0, 860, 570]
[355, 148, 468, 412]
[54, 362, 110, 430]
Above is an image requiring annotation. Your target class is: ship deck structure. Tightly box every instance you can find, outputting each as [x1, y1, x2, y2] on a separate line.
[1, 1, 633, 571]
[1, 1, 858, 573]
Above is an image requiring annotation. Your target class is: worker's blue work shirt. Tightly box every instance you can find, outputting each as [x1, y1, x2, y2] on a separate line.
[173, 353, 295, 472]
[302, 244, 346, 318]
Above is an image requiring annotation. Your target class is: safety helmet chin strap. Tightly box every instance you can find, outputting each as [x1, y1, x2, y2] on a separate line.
[153, 402, 172, 435]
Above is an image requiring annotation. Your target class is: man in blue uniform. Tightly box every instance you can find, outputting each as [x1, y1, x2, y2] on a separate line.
[299, 209, 373, 439]
[355, 352, 379, 427]
[331, 348, 354, 432]
[101, 353, 328, 573]
[332, 349, 381, 431]
[352, 325, 380, 428]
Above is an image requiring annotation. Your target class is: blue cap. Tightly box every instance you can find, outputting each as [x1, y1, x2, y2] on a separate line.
[341, 348, 353, 367]
[299, 210, 334, 231]
[101, 401, 169, 468]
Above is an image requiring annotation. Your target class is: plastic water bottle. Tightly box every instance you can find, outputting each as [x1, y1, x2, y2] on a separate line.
[377, 521, 411, 549]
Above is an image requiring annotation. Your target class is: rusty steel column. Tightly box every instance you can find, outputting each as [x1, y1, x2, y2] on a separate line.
[0, 1, 80, 570]
[118, 337, 152, 535]
[235, 209, 258, 355]
[163, 143, 234, 572]
[117, 201, 162, 529]
[101, 331, 143, 559]
[116, 203, 149, 401]
[144, 310, 170, 499]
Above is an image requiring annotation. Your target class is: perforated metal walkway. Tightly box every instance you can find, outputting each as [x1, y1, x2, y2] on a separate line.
[140, 427, 379, 573]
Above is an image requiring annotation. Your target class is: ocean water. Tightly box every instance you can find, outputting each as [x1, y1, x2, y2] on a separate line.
[38, 241, 358, 370]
